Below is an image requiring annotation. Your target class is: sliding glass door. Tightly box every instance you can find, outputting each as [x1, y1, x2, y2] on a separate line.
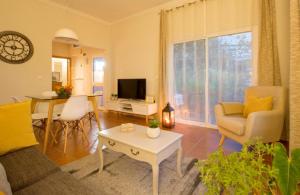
[173, 32, 252, 126]
[173, 40, 206, 123]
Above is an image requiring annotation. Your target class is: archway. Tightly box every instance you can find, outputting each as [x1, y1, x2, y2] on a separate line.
[51, 28, 105, 107]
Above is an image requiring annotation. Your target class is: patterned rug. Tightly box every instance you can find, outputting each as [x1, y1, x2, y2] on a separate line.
[61, 149, 206, 195]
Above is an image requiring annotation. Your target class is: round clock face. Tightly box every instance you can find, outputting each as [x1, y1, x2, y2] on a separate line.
[0, 31, 34, 64]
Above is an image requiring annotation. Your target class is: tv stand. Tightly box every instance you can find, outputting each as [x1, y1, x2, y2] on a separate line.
[107, 100, 157, 123]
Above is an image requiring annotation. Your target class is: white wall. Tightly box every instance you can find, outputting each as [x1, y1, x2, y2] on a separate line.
[111, 0, 290, 99]
[0, 0, 112, 103]
[111, 11, 160, 98]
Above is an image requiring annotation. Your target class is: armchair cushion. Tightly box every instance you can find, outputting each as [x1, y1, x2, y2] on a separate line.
[220, 102, 244, 115]
[243, 96, 273, 117]
[218, 115, 246, 136]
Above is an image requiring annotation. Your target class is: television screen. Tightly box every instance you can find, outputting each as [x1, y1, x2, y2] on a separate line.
[118, 79, 146, 100]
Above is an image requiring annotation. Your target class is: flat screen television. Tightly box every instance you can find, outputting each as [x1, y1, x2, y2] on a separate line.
[118, 79, 146, 100]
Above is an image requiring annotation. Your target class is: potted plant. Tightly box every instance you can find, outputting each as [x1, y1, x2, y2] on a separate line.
[196, 141, 276, 194]
[196, 141, 300, 195]
[147, 119, 160, 138]
[273, 143, 300, 195]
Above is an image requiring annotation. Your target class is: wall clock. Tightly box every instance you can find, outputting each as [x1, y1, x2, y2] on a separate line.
[0, 31, 34, 64]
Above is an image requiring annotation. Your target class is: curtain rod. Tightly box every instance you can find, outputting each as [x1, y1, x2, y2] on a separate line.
[161, 0, 204, 13]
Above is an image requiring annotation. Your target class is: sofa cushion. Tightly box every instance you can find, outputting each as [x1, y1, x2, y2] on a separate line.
[0, 146, 59, 192]
[14, 171, 96, 195]
[218, 115, 246, 136]
[0, 101, 38, 155]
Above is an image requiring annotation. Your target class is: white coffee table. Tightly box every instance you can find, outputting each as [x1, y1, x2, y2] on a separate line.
[98, 124, 183, 195]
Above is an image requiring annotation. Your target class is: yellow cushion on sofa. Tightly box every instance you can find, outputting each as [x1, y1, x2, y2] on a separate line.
[243, 96, 273, 117]
[0, 101, 37, 155]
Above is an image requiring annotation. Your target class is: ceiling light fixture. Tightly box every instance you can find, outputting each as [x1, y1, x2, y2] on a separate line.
[54, 28, 79, 44]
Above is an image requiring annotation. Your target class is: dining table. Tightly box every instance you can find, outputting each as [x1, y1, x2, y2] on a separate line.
[27, 94, 102, 154]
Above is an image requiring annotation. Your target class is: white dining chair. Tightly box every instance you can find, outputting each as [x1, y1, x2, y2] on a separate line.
[53, 95, 89, 153]
[32, 91, 62, 128]
[10, 96, 55, 125]
[11, 96, 28, 103]
[86, 102, 95, 127]
[86, 91, 102, 127]
[10, 95, 60, 143]
[39, 90, 64, 115]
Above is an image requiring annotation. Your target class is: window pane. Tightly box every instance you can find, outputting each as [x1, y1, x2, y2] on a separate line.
[208, 32, 252, 124]
[173, 40, 206, 122]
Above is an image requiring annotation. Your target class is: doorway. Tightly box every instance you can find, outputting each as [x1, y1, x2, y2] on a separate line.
[51, 57, 71, 90]
[52, 40, 106, 108]
[92, 57, 105, 107]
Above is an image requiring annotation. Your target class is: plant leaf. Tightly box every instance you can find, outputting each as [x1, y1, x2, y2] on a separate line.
[273, 143, 289, 195]
[288, 148, 300, 195]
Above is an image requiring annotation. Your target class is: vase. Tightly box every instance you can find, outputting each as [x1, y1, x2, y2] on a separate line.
[146, 127, 160, 138]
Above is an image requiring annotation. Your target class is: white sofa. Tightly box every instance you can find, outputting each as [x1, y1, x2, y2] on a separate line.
[215, 86, 286, 145]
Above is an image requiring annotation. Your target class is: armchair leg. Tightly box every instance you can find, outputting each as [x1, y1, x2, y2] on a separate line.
[219, 135, 226, 147]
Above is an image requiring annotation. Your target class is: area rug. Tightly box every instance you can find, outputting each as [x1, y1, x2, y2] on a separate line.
[61, 149, 206, 195]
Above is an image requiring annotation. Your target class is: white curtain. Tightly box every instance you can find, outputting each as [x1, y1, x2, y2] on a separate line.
[258, 0, 281, 86]
[165, 0, 259, 125]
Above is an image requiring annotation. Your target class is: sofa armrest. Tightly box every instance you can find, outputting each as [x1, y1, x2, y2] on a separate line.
[215, 104, 226, 125]
[215, 104, 225, 118]
[246, 110, 284, 142]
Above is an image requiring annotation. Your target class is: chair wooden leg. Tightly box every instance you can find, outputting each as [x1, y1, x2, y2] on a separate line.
[219, 135, 226, 147]
[79, 120, 89, 144]
[63, 123, 69, 153]
[52, 121, 62, 145]
[89, 113, 92, 128]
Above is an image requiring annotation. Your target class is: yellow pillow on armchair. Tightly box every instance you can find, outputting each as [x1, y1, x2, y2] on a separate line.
[0, 101, 38, 155]
[243, 96, 273, 117]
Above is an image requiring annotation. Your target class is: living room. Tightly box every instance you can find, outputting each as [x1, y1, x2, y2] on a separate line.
[0, 0, 299, 194]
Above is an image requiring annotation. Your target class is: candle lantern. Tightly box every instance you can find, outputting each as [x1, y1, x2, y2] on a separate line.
[162, 102, 175, 128]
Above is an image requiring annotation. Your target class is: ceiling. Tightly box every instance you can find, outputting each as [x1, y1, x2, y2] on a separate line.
[49, 0, 173, 23]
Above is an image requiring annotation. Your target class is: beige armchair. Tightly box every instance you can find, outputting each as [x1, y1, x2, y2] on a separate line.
[215, 86, 286, 146]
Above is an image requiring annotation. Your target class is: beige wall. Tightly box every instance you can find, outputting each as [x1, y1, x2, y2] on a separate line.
[111, 11, 160, 98]
[52, 42, 71, 57]
[0, 0, 111, 104]
[111, 0, 290, 99]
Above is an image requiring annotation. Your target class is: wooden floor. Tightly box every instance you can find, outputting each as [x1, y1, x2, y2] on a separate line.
[35, 111, 242, 165]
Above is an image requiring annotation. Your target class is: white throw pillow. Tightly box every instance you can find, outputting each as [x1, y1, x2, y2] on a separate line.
[0, 163, 12, 195]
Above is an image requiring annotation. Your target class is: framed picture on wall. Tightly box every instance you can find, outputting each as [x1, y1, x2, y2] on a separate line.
[52, 72, 60, 82]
